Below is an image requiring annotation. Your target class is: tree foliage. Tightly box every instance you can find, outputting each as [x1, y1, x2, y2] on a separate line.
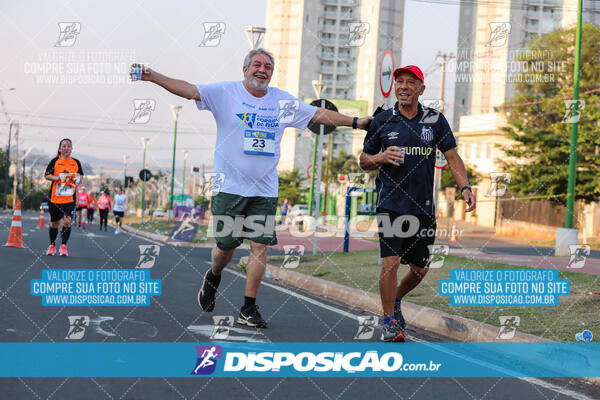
[322, 149, 376, 186]
[500, 24, 600, 204]
[441, 163, 481, 197]
[278, 169, 305, 205]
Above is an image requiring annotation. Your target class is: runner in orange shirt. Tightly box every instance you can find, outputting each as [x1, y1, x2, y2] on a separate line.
[44, 138, 84, 256]
[87, 192, 97, 225]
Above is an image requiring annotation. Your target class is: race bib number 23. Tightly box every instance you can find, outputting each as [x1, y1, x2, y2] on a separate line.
[244, 130, 275, 156]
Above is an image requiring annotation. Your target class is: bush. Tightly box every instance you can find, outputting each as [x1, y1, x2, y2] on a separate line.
[194, 196, 210, 209]
[21, 189, 50, 210]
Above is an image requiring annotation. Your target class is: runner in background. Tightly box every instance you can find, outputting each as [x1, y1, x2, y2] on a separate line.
[76, 186, 89, 231]
[97, 189, 111, 232]
[112, 187, 126, 234]
[44, 138, 84, 256]
[280, 198, 289, 225]
[87, 191, 97, 225]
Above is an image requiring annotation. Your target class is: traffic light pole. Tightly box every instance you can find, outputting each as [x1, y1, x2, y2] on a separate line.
[312, 123, 324, 255]
[307, 134, 318, 217]
[141, 145, 147, 222]
[556, 0, 583, 256]
[565, 0, 583, 229]
[170, 118, 178, 210]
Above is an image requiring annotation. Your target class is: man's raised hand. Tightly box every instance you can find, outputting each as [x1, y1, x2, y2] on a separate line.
[130, 64, 152, 81]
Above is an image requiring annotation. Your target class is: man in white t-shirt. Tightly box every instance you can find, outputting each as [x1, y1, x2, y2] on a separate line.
[112, 187, 126, 235]
[131, 49, 371, 328]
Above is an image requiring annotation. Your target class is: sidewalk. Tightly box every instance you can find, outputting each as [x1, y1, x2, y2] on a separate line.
[272, 230, 378, 253]
[121, 217, 600, 275]
[274, 218, 600, 274]
[450, 248, 600, 275]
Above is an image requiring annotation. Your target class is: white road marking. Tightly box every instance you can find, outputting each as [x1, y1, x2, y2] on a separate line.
[187, 324, 268, 343]
[84, 232, 104, 238]
[520, 378, 595, 400]
[219, 264, 359, 321]
[122, 229, 164, 246]
[123, 235, 593, 399]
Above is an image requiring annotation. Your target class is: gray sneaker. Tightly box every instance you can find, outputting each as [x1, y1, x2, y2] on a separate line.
[381, 319, 405, 342]
[394, 302, 406, 332]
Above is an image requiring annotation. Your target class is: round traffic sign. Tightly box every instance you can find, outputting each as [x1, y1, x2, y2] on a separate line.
[307, 99, 338, 135]
[139, 169, 153, 181]
[434, 148, 448, 169]
[306, 163, 319, 180]
[379, 50, 394, 98]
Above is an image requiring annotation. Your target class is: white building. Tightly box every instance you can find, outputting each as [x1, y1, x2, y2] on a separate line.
[453, 0, 600, 130]
[264, 0, 405, 173]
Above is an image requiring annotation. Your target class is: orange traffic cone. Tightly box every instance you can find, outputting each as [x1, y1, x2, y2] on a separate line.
[3, 200, 25, 248]
[37, 207, 46, 228]
[450, 221, 458, 242]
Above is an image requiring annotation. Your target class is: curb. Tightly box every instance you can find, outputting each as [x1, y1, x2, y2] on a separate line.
[240, 257, 600, 385]
[239, 256, 547, 343]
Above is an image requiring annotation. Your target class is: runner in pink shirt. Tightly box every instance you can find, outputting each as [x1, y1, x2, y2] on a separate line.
[97, 190, 111, 232]
[76, 186, 89, 231]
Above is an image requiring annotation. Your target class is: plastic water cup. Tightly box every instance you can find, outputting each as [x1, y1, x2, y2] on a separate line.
[398, 147, 406, 164]
[131, 66, 142, 80]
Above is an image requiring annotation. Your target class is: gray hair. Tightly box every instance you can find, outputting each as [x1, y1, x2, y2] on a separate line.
[243, 48, 275, 70]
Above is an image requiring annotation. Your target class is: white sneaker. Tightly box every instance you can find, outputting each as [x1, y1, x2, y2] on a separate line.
[114, 228, 120, 234]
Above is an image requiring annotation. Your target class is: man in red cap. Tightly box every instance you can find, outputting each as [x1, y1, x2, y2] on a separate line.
[360, 65, 476, 342]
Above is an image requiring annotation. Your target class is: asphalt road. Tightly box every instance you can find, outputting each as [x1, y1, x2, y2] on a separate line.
[1, 212, 599, 399]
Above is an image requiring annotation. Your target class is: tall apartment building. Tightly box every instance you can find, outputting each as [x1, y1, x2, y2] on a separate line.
[453, 0, 600, 130]
[265, 0, 404, 110]
[264, 0, 405, 173]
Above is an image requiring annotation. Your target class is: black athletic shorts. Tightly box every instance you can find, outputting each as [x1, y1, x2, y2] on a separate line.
[49, 202, 76, 222]
[113, 211, 124, 218]
[376, 209, 436, 268]
[76, 206, 87, 212]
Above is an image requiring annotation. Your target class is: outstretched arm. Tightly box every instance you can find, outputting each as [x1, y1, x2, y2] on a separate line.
[130, 64, 200, 100]
[310, 108, 372, 130]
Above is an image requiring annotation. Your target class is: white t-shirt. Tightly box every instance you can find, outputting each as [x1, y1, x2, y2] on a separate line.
[113, 193, 126, 212]
[195, 81, 317, 197]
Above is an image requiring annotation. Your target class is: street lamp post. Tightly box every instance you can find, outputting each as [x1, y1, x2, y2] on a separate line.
[169, 105, 182, 211]
[20, 145, 35, 201]
[1, 87, 16, 208]
[122, 154, 128, 188]
[182, 150, 189, 199]
[244, 26, 266, 49]
[556, 0, 583, 256]
[11, 121, 19, 209]
[140, 137, 149, 222]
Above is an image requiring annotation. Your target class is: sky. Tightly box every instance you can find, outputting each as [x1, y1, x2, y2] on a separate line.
[0, 0, 459, 178]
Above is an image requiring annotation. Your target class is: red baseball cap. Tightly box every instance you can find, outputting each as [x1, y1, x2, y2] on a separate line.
[393, 65, 424, 83]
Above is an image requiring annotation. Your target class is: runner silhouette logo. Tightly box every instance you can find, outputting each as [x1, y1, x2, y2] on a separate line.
[65, 315, 90, 340]
[210, 316, 234, 340]
[354, 316, 378, 340]
[191, 345, 222, 375]
[136, 245, 161, 269]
